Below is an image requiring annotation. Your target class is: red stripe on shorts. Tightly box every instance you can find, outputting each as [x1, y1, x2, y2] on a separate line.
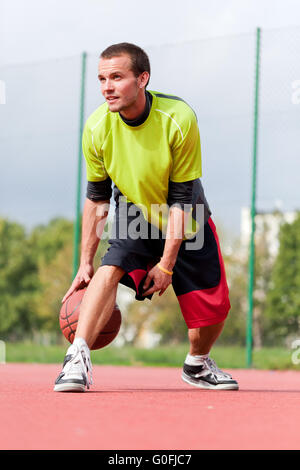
[127, 269, 147, 293]
[177, 218, 231, 328]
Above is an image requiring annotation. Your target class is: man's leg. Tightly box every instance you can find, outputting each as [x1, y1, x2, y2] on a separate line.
[54, 265, 125, 392]
[76, 265, 125, 348]
[188, 321, 225, 356]
[171, 217, 238, 389]
[181, 320, 238, 390]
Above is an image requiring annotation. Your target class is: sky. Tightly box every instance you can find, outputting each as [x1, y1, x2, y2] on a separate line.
[0, 0, 300, 240]
[1, 0, 300, 65]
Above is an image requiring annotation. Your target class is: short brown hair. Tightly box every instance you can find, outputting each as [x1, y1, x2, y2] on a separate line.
[100, 42, 151, 86]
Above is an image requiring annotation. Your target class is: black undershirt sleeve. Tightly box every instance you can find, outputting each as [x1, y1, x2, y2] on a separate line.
[86, 178, 112, 201]
[167, 180, 194, 211]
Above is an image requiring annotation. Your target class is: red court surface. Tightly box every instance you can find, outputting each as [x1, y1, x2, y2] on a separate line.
[0, 364, 299, 450]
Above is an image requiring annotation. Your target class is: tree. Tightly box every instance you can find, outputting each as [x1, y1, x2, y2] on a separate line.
[0, 215, 113, 342]
[124, 286, 188, 346]
[29, 217, 74, 265]
[219, 250, 248, 346]
[251, 220, 274, 348]
[205, 220, 248, 346]
[0, 218, 39, 339]
[264, 212, 300, 345]
[31, 217, 110, 336]
[34, 241, 73, 335]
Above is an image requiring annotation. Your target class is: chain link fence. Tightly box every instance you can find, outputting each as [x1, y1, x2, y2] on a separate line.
[0, 27, 299, 351]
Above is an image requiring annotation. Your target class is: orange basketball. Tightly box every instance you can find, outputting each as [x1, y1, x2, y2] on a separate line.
[59, 287, 121, 350]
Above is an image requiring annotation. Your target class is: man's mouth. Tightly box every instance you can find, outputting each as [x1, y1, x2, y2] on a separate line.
[106, 96, 119, 103]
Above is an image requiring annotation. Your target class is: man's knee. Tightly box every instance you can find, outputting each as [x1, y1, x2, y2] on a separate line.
[97, 264, 125, 284]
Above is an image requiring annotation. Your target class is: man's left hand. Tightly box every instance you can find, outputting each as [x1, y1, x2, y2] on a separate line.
[142, 264, 173, 297]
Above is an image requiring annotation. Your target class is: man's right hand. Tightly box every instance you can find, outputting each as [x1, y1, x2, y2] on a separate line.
[62, 263, 94, 304]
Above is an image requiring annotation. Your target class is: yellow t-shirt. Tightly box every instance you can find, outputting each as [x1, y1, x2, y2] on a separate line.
[82, 91, 202, 235]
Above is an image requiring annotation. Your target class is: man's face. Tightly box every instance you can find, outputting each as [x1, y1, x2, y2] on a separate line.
[98, 54, 141, 114]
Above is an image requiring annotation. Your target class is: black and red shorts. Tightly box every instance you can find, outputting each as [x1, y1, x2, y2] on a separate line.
[101, 204, 231, 328]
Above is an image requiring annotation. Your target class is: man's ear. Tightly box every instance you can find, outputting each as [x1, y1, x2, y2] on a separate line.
[139, 71, 150, 88]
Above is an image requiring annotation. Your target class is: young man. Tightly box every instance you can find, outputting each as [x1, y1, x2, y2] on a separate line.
[54, 43, 238, 392]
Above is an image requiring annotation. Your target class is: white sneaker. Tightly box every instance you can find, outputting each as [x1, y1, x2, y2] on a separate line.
[54, 342, 93, 392]
[182, 356, 239, 390]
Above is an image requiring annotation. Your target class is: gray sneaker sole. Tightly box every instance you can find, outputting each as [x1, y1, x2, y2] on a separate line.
[53, 382, 86, 392]
[181, 372, 239, 390]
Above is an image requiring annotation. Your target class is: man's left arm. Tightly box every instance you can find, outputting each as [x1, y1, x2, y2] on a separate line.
[160, 179, 194, 270]
[142, 181, 194, 297]
[143, 108, 202, 297]
[160, 107, 202, 272]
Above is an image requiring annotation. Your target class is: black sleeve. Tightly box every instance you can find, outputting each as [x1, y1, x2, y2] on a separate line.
[167, 180, 194, 211]
[86, 177, 112, 202]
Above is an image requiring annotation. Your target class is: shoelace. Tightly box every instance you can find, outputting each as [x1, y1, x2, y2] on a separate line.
[64, 344, 93, 389]
[204, 357, 232, 379]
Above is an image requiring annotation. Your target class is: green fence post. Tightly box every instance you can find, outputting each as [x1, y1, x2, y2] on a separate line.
[72, 51, 87, 280]
[246, 28, 261, 368]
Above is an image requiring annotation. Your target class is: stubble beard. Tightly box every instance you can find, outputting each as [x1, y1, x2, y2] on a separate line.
[107, 82, 140, 115]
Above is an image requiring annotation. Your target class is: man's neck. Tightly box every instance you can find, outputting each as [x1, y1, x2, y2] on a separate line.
[119, 91, 153, 127]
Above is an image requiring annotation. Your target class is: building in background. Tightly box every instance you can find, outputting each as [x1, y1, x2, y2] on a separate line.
[240, 206, 298, 259]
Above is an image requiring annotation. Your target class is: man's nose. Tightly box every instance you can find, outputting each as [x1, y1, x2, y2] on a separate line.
[103, 79, 114, 93]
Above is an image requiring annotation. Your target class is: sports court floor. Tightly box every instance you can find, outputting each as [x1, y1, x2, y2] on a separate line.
[0, 364, 299, 450]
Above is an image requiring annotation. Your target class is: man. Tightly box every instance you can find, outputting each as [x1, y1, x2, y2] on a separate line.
[54, 43, 238, 392]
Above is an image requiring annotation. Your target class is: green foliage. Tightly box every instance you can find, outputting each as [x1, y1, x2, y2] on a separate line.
[124, 285, 188, 346]
[2, 210, 299, 351]
[31, 217, 110, 333]
[0, 219, 39, 339]
[150, 288, 188, 343]
[35, 242, 73, 332]
[218, 247, 248, 346]
[5, 341, 298, 370]
[29, 217, 74, 264]
[265, 212, 300, 345]
[0, 215, 111, 340]
[251, 220, 275, 348]
[28, 218, 74, 333]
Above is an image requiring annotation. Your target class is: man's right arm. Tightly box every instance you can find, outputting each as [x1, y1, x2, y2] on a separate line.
[62, 197, 110, 303]
[80, 197, 110, 267]
[81, 177, 112, 265]
[62, 121, 111, 302]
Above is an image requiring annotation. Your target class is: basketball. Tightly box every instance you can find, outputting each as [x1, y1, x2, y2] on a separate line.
[59, 287, 122, 350]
